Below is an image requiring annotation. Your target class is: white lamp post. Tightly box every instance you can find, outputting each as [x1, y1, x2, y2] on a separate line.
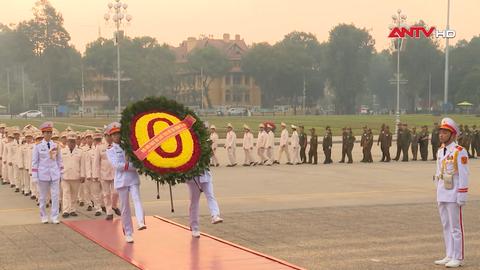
[104, 0, 132, 115]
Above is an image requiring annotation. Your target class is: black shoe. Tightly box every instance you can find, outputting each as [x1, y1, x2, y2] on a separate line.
[250, 162, 255, 166]
[62, 212, 70, 218]
[24, 192, 30, 197]
[95, 211, 102, 216]
[242, 164, 249, 167]
[286, 162, 293, 165]
[15, 188, 20, 193]
[101, 206, 107, 213]
[339, 161, 344, 163]
[79, 202, 85, 207]
[113, 208, 121, 216]
[70, 212, 78, 217]
[10, 184, 15, 188]
[215, 164, 219, 167]
[30, 195, 36, 200]
[226, 164, 232, 167]
[106, 214, 113, 220]
[87, 206, 93, 211]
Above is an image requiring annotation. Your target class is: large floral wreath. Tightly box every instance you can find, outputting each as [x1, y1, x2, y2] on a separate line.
[120, 96, 211, 185]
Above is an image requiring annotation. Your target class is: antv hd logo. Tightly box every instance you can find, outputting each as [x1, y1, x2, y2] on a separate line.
[388, 26, 456, 39]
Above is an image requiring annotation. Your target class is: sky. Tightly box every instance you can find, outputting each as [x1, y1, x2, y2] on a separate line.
[1, 0, 479, 53]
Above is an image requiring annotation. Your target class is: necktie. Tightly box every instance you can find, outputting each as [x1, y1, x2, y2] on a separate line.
[443, 147, 447, 156]
[47, 142, 50, 149]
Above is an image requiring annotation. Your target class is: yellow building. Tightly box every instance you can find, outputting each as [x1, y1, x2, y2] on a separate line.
[172, 34, 261, 109]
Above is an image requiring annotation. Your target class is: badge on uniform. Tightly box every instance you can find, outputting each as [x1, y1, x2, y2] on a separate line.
[461, 156, 468, 164]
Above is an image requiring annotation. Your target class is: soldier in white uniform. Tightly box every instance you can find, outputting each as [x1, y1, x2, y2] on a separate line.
[2, 128, 13, 186]
[290, 125, 300, 165]
[224, 123, 237, 167]
[0, 124, 5, 184]
[265, 124, 275, 166]
[30, 132, 44, 201]
[433, 117, 469, 268]
[31, 122, 64, 224]
[186, 169, 223, 238]
[61, 132, 85, 218]
[209, 126, 219, 167]
[275, 123, 292, 165]
[105, 122, 146, 243]
[256, 124, 268, 165]
[9, 127, 22, 193]
[242, 125, 255, 166]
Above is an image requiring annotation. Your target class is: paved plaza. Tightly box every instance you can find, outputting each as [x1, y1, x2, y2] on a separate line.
[0, 145, 478, 269]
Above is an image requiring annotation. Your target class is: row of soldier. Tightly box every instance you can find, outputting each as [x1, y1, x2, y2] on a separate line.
[209, 122, 480, 166]
[0, 124, 121, 220]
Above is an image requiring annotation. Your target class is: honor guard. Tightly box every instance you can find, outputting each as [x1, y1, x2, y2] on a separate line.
[433, 118, 469, 268]
[322, 126, 333, 164]
[242, 125, 255, 166]
[256, 123, 268, 165]
[276, 122, 292, 165]
[298, 126, 307, 163]
[31, 122, 64, 224]
[209, 125, 220, 167]
[224, 123, 237, 167]
[105, 122, 146, 243]
[290, 125, 300, 165]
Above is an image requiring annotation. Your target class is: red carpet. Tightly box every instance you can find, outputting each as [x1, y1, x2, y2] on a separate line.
[63, 216, 305, 270]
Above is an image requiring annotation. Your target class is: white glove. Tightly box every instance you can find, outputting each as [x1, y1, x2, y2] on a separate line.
[457, 199, 466, 207]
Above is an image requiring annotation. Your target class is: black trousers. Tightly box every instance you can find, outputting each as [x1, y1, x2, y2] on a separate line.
[300, 147, 307, 163]
[308, 149, 318, 164]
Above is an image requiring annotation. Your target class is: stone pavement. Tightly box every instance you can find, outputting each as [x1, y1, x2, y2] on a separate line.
[0, 145, 478, 270]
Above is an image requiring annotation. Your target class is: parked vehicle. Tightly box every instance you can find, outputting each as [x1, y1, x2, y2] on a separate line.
[18, 110, 44, 118]
[227, 107, 247, 116]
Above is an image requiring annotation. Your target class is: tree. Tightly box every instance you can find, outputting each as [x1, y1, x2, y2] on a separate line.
[187, 46, 231, 108]
[16, 0, 79, 105]
[366, 50, 394, 111]
[450, 36, 480, 109]
[396, 20, 442, 112]
[326, 24, 375, 114]
[242, 43, 278, 107]
[84, 36, 177, 108]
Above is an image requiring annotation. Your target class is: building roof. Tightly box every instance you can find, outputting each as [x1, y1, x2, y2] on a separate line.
[171, 34, 249, 64]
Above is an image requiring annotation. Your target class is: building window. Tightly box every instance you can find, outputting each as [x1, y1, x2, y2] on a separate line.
[225, 89, 231, 102]
[233, 74, 242, 85]
[225, 76, 231, 86]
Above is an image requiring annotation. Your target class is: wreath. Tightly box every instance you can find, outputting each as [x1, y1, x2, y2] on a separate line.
[120, 96, 211, 185]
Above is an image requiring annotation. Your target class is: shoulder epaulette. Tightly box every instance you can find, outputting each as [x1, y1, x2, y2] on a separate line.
[456, 145, 463, 151]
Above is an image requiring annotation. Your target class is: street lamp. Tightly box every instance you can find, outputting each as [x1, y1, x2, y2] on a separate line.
[104, 0, 132, 115]
[390, 9, 407, 134]
[443, 0, 451, 114]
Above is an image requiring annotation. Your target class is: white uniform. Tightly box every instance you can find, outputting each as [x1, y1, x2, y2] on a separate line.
[225, 130, 237, 165]
[0, 134, 4, 183]
[186, 170, 221, 232]
[256, 130, 268, 164]
[106, 143, 145, 236]
[32, 139, 63, 223]
[209, 132, 219, 166]
[277, 128, 291, 163]
[265, 130, 275, 165]
[242, 131, 254, 165]
[434, 142, 469, 261]
[2, 138, 10, 184]
[290, 130, 300, 164]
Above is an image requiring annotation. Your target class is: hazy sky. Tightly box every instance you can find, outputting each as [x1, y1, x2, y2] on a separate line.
[2, 0, 479, 53]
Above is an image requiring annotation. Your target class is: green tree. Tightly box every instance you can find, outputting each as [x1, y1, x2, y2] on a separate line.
[326, 24, 375, 114]
[187, 46, 231, 108]
[397, 20, 442, 112]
